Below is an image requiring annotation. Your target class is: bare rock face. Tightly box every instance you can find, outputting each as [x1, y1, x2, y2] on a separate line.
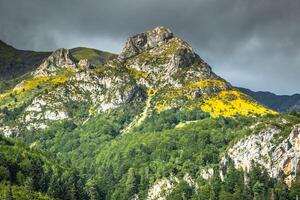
[78, 59, 91, 68]
[34, 48, 77, 77]
[121, 27, 220, 89]
[223, 124, 300, 186]
[169, 47, 196, 68]
[146, 177, 179, 200]
[120, 26, 173, 59]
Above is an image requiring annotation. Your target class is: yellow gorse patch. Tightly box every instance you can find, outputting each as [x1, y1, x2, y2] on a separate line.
[51, 75, 70, 84]
[201, 90, 278, 117]
[13, 77, 50, 94]
[154, 79, 228, 112]
[0, 75, 71, 101]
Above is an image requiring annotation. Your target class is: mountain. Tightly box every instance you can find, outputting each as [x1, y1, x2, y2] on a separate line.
[0, 26, 276, 135]
[238, 87, 300, 112]
[0, 27, 300, 200]
[0, 40, 116, 93]
[0, 40, 51, 81]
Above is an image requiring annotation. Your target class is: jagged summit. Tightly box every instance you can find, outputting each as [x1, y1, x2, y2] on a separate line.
[115, 26, 220, 90]
[119, 26, 174, 59]
[33, 48, 77, 77]
[119, 26, 200, 69]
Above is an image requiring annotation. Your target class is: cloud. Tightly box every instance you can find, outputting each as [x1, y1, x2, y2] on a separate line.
[0, 0, 299, 94]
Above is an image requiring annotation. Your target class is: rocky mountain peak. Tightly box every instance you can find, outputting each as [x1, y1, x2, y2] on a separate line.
[33, 48, 77, 77]
[119, 26, 174, 59]
[116, 26, 218, 89]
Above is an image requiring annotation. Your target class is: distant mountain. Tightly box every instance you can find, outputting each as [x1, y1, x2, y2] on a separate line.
[0, 40, 51, 80]
[238, 87, 300, 112]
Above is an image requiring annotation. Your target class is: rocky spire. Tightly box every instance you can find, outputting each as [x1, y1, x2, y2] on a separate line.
[33, 48, 77, 77]
[119, 26, 174, 59]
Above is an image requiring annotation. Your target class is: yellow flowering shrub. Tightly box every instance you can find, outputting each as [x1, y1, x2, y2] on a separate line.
[155, 100, 168, 113]
[201, 90, 278, 117]
[51, 75, 70, 84]
[13, 77, 49, 94]
[154, 79, 228, 112]
[147, 88, 158, 97]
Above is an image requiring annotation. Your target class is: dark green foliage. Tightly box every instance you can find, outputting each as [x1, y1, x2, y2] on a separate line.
[0, 104, 26, 124]
[289, 182, 300, 200]
[168, 181, 193, 200]
[6, 99, 300, 200]
[135, 108, 209, 132]
[92, 116, 253, 198]
[0, 132, 87, 200]
[290, 110, 300, 118]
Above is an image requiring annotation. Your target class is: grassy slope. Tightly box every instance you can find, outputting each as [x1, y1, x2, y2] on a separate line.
[70, 47, 117, 66]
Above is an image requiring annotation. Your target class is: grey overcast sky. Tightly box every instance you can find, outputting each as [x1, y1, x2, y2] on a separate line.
[0, 0, 299, 95]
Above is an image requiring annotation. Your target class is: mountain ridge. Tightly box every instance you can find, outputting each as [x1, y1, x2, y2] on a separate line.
[238, 87, 300, 112]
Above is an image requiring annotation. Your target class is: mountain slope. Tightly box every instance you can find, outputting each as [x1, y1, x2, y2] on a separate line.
[238, 87, 300, 112]
[1, 27, 300, 200]
[0, 40, 51, 81]
[70, 47, 117, 66]
[0, 132, 87, 200]
[0, 27, 276, 136]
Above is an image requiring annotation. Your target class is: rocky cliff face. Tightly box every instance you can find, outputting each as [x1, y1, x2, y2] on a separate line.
[33, 48, 78, 77]
[223, 123, 300, 186]
[119, 26, 174, 59]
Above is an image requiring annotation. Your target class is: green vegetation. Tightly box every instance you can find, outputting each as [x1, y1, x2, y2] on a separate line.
[0, 40, 50, 81]
[1, 36, 300, 200]
[70, 47, 117, 66]
[0, 133, 87, 200]
[13, 102, 300, 199]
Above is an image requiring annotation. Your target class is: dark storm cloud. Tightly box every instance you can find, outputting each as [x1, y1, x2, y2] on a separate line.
[0, 0, 299, 94]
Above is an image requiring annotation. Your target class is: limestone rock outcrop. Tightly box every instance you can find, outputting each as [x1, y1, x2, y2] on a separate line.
[120, 26, 173, 59]
[223, 124, 300, 186]
[33, 48, 77, 77]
